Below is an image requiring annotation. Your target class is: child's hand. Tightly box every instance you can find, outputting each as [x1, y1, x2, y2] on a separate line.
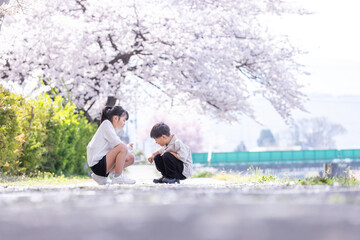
[127, 143, 134, 151]
[148, 155, 154, 163]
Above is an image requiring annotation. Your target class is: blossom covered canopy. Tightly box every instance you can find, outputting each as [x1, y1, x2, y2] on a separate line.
[0, 0, 306, 120]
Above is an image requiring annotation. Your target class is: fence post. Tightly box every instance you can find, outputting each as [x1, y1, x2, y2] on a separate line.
[207, 151, 212, 166]
[324, 163, 333, 178]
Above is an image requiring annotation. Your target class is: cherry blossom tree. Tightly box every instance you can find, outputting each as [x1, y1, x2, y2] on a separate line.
[1, 0, 19, 30]
[0, 0, 35, 30]
[0, 0, 307, 121]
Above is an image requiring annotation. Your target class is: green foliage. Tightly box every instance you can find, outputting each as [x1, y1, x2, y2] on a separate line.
[192, 171, 216, 178]
[0, 171, 91, 186]
[297, 177, 333, 185]
[0, 85, 97, 176]
[132, 148, 149, 165]
[18, 97, 50, 174]
[192, 167, 283, 183]
[259, 175, 277, 182]
[0, 86, 24, 174]
[297, 176, 360, 186]
[193, 167, 360, 186]
[40, 95, 96, 175]
[132, 148, 146, 159]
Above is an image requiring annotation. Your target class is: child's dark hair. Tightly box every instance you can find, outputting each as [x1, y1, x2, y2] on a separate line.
[100, 105, 129, 124]
[150, 122, 171, 138]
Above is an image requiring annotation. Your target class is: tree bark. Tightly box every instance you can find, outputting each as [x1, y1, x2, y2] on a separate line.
[0, 11, 5, 32]
[105, 96, 117, 107]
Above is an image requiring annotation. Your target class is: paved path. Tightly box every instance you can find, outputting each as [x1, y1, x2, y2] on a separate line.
[1, 165, 360, 240]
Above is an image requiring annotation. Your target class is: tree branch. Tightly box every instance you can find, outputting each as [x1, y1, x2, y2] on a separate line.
[75, 0, 86, 13]
[108, 34, 118, 51]
[206, 101, 221, 110]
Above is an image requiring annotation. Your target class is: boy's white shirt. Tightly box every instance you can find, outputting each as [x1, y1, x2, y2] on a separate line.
[158, 134, 193, 178]
[87, 120, 122, 167]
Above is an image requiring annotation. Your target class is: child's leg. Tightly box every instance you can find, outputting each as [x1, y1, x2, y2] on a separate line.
[108, 153, 134, 173]
[124, 153, 135, 168]
[105, 143, 128, 174]
[154, 154, 167, 177]
[109, 153, 135, 173]
[161, 152, 185, 180]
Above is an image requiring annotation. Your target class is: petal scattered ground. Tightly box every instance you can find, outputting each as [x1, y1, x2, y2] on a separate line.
[1, 165, 360, 240]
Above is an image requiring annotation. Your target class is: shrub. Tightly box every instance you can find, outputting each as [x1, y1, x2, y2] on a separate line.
[18, 95, 51, 174]
[0, 86, 25, 174]
[0, 85, 97, 176]
[41, 96, 96, 175]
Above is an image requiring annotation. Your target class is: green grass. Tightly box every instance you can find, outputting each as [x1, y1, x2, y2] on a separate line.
[2, 168, 360, 187]
[0, 172, 92, 186]
[297, 176, 360, 186]
[192, 171, 216, 178]
[192, 167, 286, 183]
[213, 172, 284, 183]
[192, 167, 360, 186]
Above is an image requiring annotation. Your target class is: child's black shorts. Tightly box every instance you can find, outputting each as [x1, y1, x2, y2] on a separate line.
[90, 155, 109, 177]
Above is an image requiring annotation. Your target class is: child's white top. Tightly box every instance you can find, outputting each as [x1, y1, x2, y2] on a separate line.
[87, 120, 122, 167]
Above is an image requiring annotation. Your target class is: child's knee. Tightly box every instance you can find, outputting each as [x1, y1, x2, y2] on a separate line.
[154, 153, 162, 161]
[129, 154, 135, 165]
[116, 143, 128, 154]
[162, 152, 172, 159]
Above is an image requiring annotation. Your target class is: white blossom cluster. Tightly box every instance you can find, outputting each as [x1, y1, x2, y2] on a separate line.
[0, 0, 307, 121]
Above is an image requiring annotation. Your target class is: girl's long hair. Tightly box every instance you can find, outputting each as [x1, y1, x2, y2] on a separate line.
[100, 106, 129, 124]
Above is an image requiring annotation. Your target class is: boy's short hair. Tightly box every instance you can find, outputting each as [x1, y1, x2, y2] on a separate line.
[150, 122, 170, 138]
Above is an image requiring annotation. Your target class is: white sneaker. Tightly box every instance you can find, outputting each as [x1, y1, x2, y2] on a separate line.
[111, 174, 136, 185]
[108, 172, 115, 179]
[91, 173, 109, 185]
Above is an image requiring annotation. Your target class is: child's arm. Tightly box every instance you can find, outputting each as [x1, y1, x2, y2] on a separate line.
[170, 152, 179, 159]
[169, 141, 182, 159]
[148, 150, 159, 163]
[170, 140, 188, 161]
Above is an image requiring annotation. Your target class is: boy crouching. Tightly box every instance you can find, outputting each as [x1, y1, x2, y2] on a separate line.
[148, 122, 193, 184]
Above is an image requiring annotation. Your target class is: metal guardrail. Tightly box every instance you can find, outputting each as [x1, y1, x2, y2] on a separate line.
[192, 149, 360, 165]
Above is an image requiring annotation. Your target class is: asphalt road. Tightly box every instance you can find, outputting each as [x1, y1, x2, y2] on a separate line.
[1, 181, 360, 240]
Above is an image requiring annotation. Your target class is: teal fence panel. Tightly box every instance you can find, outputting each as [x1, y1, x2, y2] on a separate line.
[192, 153, 208, 164]
[339, 149, 360, 159]
[270, 151, 282, 164]
[292, 151, 302, 161]
[282, 151, 294, 162]
[192, 149, 360, 165]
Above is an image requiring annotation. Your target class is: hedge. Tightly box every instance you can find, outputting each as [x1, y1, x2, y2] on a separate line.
[0, 85, 97, 176]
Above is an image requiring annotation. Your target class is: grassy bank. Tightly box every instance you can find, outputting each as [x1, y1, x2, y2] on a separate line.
[191, 168, 360, 186]
[1, 168, 360, 187]
[0, 172, 92, 187]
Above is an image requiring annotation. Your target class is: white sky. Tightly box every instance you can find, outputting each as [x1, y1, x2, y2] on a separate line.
[136, 0, 360, 154]
[201, 0, 360, 152]
[279, 0, 360, 96]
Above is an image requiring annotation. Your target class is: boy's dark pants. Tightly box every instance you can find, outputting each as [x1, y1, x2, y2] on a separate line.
[154, 152, 186, 180]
